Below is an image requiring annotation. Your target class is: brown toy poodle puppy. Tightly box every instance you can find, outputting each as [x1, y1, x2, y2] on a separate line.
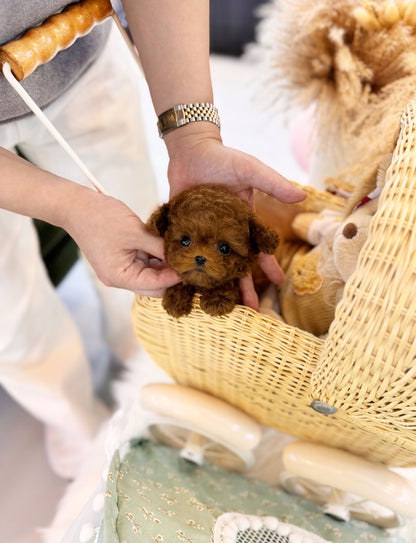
[147, 184, 279, 318]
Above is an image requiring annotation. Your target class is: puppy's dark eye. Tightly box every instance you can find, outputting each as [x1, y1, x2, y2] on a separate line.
[218, 242, 231, 255]
[181, 235, 192, 247]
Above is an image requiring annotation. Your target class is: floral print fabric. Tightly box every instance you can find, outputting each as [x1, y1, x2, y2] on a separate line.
[88, 440, 406, 543]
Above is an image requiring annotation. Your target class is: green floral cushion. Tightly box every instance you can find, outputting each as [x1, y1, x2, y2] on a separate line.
[91, 440, 406, 543]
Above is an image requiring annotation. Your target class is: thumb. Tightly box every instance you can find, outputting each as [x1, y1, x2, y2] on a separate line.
[242, 153, 306, 203]
[137, 227, 166, 261]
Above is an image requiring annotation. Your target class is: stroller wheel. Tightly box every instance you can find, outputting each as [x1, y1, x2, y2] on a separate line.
[281, 441, 415, 528]
[147, 421, 254, 471]
[280, 472, 402, 528]
[140, 383, 262, 471]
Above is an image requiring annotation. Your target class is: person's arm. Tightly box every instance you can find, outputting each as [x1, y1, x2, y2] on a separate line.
[121, 0, 304, 195]
[122, 0, 306, 309]
[0, 147, 179, 294]
[121, 1, 212, 116]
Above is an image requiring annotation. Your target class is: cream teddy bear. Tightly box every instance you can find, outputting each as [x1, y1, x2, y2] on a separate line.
[278, 196, 379, 337]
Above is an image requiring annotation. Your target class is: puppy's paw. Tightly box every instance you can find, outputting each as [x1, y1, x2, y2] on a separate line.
[162, 284, 195, 318]
[200, 291, 238, 317]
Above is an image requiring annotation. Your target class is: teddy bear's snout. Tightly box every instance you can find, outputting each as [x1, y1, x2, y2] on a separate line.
[343, 222, 358, 239]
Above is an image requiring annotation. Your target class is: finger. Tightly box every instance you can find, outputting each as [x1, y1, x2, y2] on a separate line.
[258, 253, 285, 285]
[134, 287, 166, 298]
[135, 229, 166, 261]
[239, 274, 259, 311]
[123, 266, 180, 293]
[149, 257, 166, 270]
[240, 152, 306, 203]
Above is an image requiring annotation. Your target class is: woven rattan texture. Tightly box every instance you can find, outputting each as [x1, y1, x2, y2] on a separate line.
[132, 296, 415, 467]
[132, 102, 416, 468]
[311, 102, 416, 460]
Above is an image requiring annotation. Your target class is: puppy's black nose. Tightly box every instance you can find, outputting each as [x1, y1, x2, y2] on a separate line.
[195, 255, 206, 266]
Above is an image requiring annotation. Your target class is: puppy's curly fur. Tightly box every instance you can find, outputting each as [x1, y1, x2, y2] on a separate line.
[147, 184, 279, 318]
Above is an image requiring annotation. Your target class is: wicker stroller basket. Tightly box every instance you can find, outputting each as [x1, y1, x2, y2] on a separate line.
[132, 101, 416, 469]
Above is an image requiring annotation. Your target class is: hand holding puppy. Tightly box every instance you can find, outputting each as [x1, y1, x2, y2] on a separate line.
[164, 124, 306, 309]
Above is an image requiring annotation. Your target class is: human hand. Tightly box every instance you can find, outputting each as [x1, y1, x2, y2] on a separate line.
[0, 146, 179, 296]
[164, 124, 306, 310]
[62, 188, 180, 296]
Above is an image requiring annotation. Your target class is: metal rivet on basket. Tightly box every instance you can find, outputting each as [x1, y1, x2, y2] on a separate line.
[310, 400, 338, 415]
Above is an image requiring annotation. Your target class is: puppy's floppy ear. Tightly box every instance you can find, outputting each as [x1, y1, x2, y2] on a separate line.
[249, 215, 279, 254]
[147, 203, 171, 236]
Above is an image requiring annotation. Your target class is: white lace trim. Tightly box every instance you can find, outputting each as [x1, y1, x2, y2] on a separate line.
[212, 513, 331, 543]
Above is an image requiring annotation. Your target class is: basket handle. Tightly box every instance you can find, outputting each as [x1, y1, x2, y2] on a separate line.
[0, 0, 113, 81]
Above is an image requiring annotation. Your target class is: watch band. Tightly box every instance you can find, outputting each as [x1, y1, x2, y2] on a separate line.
[157, 103, 221, 138]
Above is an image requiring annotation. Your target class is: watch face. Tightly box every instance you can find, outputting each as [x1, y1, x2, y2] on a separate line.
[168, 112, 177, 123]
[158, 108, 181, 135]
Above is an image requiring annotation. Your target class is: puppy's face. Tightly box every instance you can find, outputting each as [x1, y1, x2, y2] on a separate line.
[147, 185, 279, 289]
[165, 212, 252, 288]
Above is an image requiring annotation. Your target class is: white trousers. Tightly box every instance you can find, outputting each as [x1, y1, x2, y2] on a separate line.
[0, 24, 158, 466]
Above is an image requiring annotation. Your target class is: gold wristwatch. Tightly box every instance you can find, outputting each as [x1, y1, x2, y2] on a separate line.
[157, 103, 220, 138]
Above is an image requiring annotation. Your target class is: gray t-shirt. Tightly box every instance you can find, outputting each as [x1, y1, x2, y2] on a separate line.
[0, 1, 111, 123]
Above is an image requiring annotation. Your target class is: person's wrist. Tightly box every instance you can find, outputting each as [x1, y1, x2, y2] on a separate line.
[163, 121, 222, 159]
[48, 180, 99, 232]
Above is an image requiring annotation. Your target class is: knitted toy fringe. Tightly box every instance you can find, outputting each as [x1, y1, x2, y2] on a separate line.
[255, 0, 416, 206]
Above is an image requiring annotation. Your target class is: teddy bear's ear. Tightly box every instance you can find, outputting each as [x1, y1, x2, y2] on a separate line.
[248, 216, 279, 254]
[147, 203, 171, 236]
